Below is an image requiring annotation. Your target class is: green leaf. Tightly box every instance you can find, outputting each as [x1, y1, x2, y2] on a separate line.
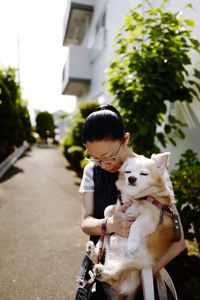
[194, 68, 200, 79]
[168, 114, 176, 123]
[190, 38, 200, 50]
[169, 137, 176, 146]
[189, 87, 199, 98]
[178, 129, 186, 139]
[176, 119, 187, 127]
[194, 83, 200, 94]
[186, 3, 193, 9]
[157, 132, 166, 147]
[184, 19, 195, 27]
[164, 124, 171, 134]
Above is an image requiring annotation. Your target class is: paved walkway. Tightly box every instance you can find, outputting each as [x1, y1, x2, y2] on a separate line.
[0, 146, 87, 300]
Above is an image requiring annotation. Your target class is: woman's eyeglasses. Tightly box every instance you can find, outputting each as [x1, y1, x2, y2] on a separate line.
[85, 139, 123, 164]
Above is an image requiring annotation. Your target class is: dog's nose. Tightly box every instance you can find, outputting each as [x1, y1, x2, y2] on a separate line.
[128, 176, 137, 185]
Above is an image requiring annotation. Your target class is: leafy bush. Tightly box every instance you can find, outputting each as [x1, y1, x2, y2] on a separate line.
[166, 249, 200, 300]
[171, 149, 200, 249]
[184, 277, 200, 300]
[35, 111, 55, 141]
[107, 0, 200, 156]
[0, 67, 33, 162]
[67, 146, 84, 170]
[62, 101, 99, 172]
[167, 150, 200, 299]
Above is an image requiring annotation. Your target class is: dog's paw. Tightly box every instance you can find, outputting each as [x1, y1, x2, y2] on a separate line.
[93, 264, 112, 282]
[126, 206, 139, 218]
[86, 241, 97, 263]
[93, 264, 107, 281]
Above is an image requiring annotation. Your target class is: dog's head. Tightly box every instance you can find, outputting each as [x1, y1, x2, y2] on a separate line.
[116, 152, 171, 199]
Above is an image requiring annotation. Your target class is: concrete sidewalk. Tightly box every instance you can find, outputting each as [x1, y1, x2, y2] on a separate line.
[0, 146, 87, 300]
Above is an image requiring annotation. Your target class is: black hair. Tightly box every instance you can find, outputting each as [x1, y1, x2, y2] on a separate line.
[82, 104, 125, 143]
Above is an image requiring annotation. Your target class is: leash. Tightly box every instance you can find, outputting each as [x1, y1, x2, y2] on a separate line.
[156, 268, 178, 300]
[97, 218, 108, 263]
[84, 218, 108, 290]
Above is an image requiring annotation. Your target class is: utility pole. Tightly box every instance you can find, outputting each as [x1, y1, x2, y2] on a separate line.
[17, 36, 20, 83]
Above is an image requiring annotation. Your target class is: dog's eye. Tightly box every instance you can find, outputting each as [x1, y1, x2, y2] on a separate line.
[125, 170, 131, 174]
[140, 172, 149, 176]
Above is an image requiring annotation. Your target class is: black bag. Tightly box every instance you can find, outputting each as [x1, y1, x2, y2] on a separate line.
[75, 166, 119, 300]
[74, 255, 108, 300]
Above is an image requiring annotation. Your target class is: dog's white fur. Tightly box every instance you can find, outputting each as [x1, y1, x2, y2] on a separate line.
[86, 152, 174, 298]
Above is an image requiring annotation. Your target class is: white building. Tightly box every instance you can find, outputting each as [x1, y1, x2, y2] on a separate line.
[62, 0, 200, 167]
[53, 110, 73, 141]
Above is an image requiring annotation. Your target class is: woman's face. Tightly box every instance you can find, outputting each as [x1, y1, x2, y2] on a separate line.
[85, 134, 130, 173]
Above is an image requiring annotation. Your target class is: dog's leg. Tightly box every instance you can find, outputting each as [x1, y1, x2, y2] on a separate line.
[104, 204, 116, 218]
[93, 260, 139, 282]
[127, 214, 157, 256]
[93, 263, 118, 282]
[93, 261, 141, 297]
[86, 241, 98, 264]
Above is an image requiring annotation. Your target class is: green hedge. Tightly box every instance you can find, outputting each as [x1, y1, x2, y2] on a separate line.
[171, 149, 200, 247]
[0, 67, 34, 162]
[169, 149, 200, 299]
[62, 101, 99, 173]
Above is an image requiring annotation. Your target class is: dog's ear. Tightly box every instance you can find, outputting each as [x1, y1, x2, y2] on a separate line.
[151, 152, 170, 170]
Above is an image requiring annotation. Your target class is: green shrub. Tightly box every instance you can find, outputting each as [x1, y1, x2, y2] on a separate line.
[79, 101, 99, 119]
[184, 277, 200, 300]
[171, 149, 200, 248]
[62, 101, 99, 173]
[166, 249, 200, 300]
[67, 146, 84, 170]
[0, 67, 33, 162]
[35, 111, 55, 141]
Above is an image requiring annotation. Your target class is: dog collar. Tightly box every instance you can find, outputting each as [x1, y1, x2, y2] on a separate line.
[146, 196, 167, 210]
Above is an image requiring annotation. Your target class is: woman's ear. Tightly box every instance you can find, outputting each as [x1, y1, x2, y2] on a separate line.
[124, 132, 130, 146]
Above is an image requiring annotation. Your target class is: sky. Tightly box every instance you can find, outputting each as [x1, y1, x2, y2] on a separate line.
[0, 0, 77, 121]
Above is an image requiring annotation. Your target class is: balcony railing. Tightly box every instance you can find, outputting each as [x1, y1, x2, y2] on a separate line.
[63, 0, 94, 46]
[62, 45, 91, 97]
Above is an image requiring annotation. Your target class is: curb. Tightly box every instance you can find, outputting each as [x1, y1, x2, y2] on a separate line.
[0, 141, 29, 179]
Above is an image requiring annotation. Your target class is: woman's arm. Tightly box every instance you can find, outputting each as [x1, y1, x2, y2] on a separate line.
[81, 191, 103, 236]
[153, 203, 186, 273]
[81, 192, 134, 237]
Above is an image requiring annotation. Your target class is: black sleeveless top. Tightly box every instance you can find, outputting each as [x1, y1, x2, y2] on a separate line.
[90, 165, 118, 245]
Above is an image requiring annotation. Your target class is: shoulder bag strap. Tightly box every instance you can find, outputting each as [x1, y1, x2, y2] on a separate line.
[156, 268, 178, 300]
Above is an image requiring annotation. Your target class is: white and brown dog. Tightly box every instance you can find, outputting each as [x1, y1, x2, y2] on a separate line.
[86, 152, 178, 298]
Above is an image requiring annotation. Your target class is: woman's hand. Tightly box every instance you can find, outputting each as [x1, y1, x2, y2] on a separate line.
[107, 201, 135, 237]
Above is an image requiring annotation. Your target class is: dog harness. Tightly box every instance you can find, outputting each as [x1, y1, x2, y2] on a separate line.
[146, 196, 181, 242]
[118, 192, 181, 242]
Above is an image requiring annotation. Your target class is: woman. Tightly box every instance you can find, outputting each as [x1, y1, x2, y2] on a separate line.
[75, 104, 185, 300]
